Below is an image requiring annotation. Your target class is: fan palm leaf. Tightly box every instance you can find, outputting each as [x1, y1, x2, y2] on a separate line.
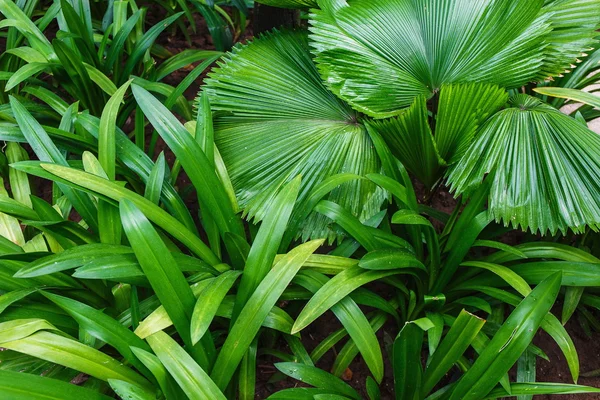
[370, 83, 507, 187]
[309, 0, 600, 118]
[203, 31, 385, 240]
[447, 95, 600, 234]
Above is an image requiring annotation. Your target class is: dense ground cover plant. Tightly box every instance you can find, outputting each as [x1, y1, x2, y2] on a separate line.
[0, 0, 600, 399]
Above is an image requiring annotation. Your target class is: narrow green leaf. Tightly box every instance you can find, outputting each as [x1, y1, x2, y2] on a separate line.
[239, 337, 258, 400]
[9, 97, 98, 231]
[0, 319, 59, 343]
[2, 331, 151, 390]
[190, 270, 241, 345]
[108, 379, 156, 400]
[0, 369, 112, 400]
[422, 310, 485, 395]
[146, 331, 226, 400]
[516, 350, 536, 400]
[144, 152, 166, 205]
[99, 79, 131, 180]
[293, 266, 404, 334]
[210, 239, 324, 390]
[233, 176, 300, 321]
[275, 362, 360, 400]
[16, 162, 218, 264]
[42, 292, 152, 376]
[534, 87, 600, 109]
[295, 270, 384, 383]
[359, 249, 425, 271]
[449, 272, 562, 400]
[562, 287, 584, 325]
[121, 13, 184, 82]
[131, 347, 185, 400]
[132, 84, 243, 238]
[5, 62, 51, 91]
[485, 383, 600, 399]
[120, 200, 200, 353]
[394, 322, 424, 400]
[460, 261, 532, 296]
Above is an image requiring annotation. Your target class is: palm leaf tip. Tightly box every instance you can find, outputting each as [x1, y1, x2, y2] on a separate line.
[202, 30, 385, 241]
[447, 94, 600, 235]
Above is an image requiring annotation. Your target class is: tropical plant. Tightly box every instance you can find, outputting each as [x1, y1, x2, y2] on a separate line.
[0, 84, 337, 399]
[269, 150, 600, 398]
[1, 1, 600, 400]
[205, 0, 600, 240]
[0, 0, 224, 124]
[1, 79, 599, 399]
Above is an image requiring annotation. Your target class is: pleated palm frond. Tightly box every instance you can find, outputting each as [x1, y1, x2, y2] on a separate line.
[371, 83, 508, 187]
[434, 83, 508, 164]
[203, 30, 385, 241]
[447, 95, 600, 235]
[369, 96, 445, 188]
[255, 0, 318, 8]
[309, 0, 600, 118]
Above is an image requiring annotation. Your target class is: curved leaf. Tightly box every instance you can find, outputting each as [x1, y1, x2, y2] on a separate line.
[2, 331, 151, 390]
[309, 0, 592, 117]
[210, 239, 324, 390]
[275, 362, 359, 400]
[448, 95, 600, 234]
[204, 30, 384, 240]
[449, 272, 562, 400]
[146, 331, 226, 400]
[0, 370, 112, 400]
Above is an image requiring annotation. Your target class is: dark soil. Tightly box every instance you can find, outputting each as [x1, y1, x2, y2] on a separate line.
[535, 318, 600, 400]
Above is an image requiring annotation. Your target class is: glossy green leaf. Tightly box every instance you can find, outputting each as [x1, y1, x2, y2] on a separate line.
[422, 310, 485, 395]
[562, 287, 584, 325]
[211, 239, 324, 390]
[191, 270, 241, 345]
[120, 199, 201, 356]
[359, 249, 425, 271]
[232, 176, 299, 320]
[204, 30, 384, 240]
[147, 331, 226, 400]
[132, 84, 243, 239]
[449, 272, 562, 400]
[108, 380, 156, 400]
[534, 87, 600, 109]
[485, 383, 600, 399]
[14, 162, 218, 265]
[0, 370, 112, 400]
[42, 292, 152, 376]
[394, 321, 424, 400]
[9, 96, 98, 231]
[294, 270, 384, 383]
[120, 12, 184, 82]
[2, 331, 151, 390]
[131, 346, 185, 400]
[293, 266, 404, 334]
[275, 362, 359, 400]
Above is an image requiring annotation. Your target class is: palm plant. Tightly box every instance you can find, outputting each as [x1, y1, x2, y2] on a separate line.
[1, 1, 600, 400]
[206, 0, 600, 240]
[1, 75, 599, 400]
[275, 153, 600, 399]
